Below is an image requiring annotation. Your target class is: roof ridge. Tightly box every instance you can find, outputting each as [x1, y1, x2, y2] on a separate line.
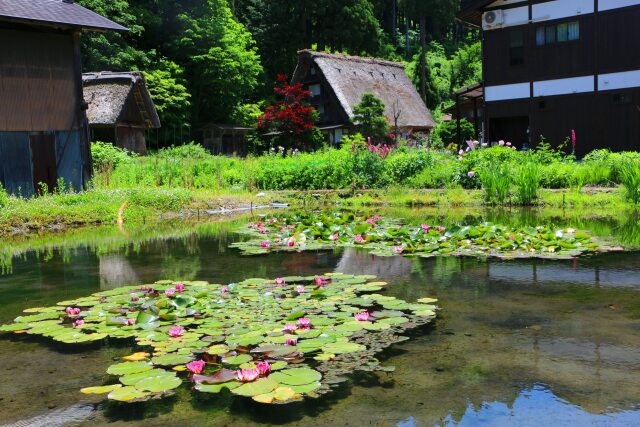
[298, 49, 404, 69]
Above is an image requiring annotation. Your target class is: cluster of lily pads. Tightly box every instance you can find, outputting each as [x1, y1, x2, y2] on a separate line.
[231, 211, 618, 259]
[0, 275, 437, 404]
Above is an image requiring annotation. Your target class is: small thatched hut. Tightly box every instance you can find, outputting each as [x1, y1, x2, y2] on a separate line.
[292, 50, 435, 145]
[83, 72, 160, 155]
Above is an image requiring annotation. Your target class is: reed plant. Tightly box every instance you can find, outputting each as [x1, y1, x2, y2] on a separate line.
[479, 165, 511, 205]
[620, 160, 640, 204]
[514, 162, 541, 205]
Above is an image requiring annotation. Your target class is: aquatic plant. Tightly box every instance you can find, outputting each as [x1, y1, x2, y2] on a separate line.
[0, 275, 437, 404]
[232, 212, 621, 259]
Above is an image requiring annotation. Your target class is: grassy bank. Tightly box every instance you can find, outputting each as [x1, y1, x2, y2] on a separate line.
[1, 141, 639, 236]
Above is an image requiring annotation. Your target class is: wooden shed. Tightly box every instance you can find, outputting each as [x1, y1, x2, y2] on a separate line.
[200, 124, 253, 156]
[291, 50, 436, 145]
[0, 0, 126, 196]
[83, 72, 161, 155]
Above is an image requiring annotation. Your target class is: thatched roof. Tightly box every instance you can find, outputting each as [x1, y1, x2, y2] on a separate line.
[293, 50, 435, 130]
[82, 71, 161, 128]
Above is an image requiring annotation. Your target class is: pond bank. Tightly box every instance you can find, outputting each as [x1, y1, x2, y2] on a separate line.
[0, 186, 636, 238]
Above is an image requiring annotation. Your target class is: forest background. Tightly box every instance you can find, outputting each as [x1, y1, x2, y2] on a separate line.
[78, 0, 482, 146]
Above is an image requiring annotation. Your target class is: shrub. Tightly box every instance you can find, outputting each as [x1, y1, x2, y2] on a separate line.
[619, 160, 640, 204]
[479, 165, 511, 205]
[432, 118, 474, 147]
[91, 141, 132, 173]
[157, 143, 211, 160]
[514, 162, 541, 205]
[352, 93, 391, 143]
[0, 182, 7, 208]
[383, 150, 433, 184]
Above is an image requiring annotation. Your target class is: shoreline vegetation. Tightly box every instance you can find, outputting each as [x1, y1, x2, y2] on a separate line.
[0, 141, 639, 237]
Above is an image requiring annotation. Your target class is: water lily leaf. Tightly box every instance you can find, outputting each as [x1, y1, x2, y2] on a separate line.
[232, 378, 278, 397]
[195, 381, 241, 393]
[108, 386, 150, 402]
[207, 344, 230, 355]
[222, 354, 253, 365]
[193, 369, 238, 384]
[107, 361, 153, 376]
[0, 323, 31, 332]
[289, 381, 321, 393]
[81, 384, 122, 394]
[134, 373, 182, 393]
[122, 352, 150, 361]
[269, 368, 321, 386]
[120, 369, 172, 386]
[152, 354, 193, 366]
[321, 342, 366, 354]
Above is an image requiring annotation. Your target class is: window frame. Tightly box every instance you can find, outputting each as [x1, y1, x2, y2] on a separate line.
[535, 20, 580, 47]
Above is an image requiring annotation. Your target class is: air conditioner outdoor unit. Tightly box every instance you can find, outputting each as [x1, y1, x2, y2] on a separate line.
[482, 10, 504, 30]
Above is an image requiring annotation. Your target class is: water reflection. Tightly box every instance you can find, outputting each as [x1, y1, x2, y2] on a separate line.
[0, 212, 639, 426]
[440, 385, 640, 427]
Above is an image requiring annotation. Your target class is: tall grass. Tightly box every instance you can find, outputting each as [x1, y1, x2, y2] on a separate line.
[514, 162, 541, 205]
[479, 166, 511, 205]
[620, 161, 640, 204]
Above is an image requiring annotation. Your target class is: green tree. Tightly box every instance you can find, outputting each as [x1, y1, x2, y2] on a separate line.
[144, 59, 192, 139]
[352, 93, 391, 143]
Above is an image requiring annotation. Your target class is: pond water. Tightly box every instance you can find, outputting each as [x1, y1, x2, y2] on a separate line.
[0, 209, 639, 426]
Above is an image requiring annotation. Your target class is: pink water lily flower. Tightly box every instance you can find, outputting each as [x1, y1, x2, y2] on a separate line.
[221, 286, 230, 294]
[297, 318, 311, 330]
[73, 319, 84, 327]
[169, 326, 185, 337]
[275, 237, 282, 244]
[286, 337, 298, 346]
[393, 246, 404, 254]
[297, 285, 305, 293]
[131, 296, 139, 302]
[287, 225, 295, 230]
[283, 323, 298, 332]
[287, 238, 295, 247]
[259, 227, 268, 234]
[247, 223, 254, 229]
[508, 235, 515, 240]
[354, 311, 372, 322]
[373, 215, 381, 221]
[236, 368, 260, 382]
[261, 241, 271, 248]
[436, 226, 446, 233]
[165, 288, 176, 296]
[275, 277, 285, 286]
[256, 222, 264, 227]
[330, 233, 339, 241]
[124, 318, 136, 326]
[175, 283, 185, 292]
[268, 218, 276, 224]
[256, 361, 271, 376]
[421, 224, 430, 233]
[355, 234, 365, 244]
[65, 307, 81, 316]
[314, 276, 329, 287]
[186, 360, 206, 374]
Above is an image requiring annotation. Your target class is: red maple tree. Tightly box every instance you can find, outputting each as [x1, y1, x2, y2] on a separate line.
[258, 74, 317, 149]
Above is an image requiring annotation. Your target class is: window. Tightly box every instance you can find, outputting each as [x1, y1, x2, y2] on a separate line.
[510, 30, 524, 66]
[536, 21, 579, 46]
[316, 104, 325, 116]
[308, 84, 321, 97]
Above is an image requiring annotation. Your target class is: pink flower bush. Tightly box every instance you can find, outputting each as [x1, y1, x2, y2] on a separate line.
[467, 171, 476, 178]
[256, 361, 271, 376]
[354, 311, 371, 322]
[236, 369, 260, 382]
[169, 326, 185, 337]
[175, 283, 185, 292]
[392, 246, 403, 254]
[355, 234, 365, 244]
[261, 241, 271, 248]
[286, 337, 298, 346]
[186, 360, 206, 374]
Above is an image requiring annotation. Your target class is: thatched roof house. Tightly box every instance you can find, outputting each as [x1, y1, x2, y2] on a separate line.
[292, 50, 435, 144]
[83, 71, 160, 155]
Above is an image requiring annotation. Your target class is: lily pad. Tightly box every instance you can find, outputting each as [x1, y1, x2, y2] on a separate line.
[269, 368, 322, 386]
[232, 378, 278, 397]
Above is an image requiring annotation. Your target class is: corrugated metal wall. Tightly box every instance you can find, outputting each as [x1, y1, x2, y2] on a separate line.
[0, 28, 78, 132]
[0, 132, 34, 196]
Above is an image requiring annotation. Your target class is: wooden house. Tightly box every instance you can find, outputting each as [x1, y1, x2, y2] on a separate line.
[0, 0, 126, 196]
[458, 0, 640, 155]
[83, 72, 161, 155]
[291, 50, 435, 145]
[200, 123, 253, 156]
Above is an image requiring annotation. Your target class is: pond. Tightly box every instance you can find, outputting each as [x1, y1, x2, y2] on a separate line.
[0, 208, 639, 426]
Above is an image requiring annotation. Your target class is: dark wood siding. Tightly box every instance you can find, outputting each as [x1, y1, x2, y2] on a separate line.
[597, 7, 640, 74]
[484, 25, 531, 85]
[29, 133, 58, 193]
[0, 27, 78, 132]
